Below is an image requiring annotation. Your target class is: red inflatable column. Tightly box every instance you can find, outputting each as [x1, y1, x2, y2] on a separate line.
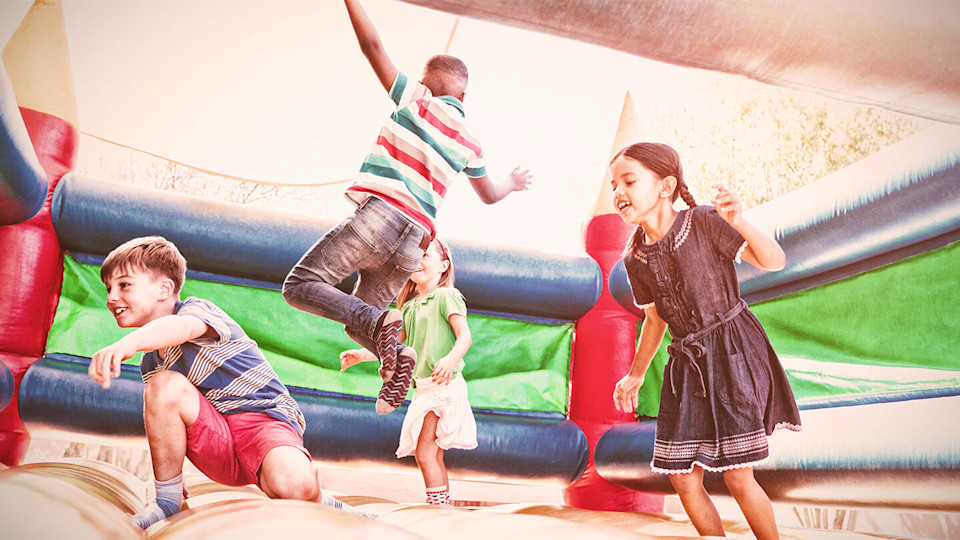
[563, 93, 663, 512]
[0, 0, 78, 466]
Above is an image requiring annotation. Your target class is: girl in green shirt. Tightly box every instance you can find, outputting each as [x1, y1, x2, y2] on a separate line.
[340, 239, 477, 505]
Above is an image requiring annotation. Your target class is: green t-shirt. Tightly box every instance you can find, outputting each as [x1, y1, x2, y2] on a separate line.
[400, 286, 468, 380]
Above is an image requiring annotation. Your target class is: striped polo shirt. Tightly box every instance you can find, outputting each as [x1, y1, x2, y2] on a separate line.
[140, 297, 306, 434]
[346, 72, 487, 236]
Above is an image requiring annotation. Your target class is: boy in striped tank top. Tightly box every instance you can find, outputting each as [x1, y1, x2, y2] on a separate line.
[283, 0, 531, 415]
[89, 236, 368, 529]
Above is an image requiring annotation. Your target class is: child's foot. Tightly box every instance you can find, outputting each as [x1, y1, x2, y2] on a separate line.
[129, 474, 184, 529]
[425, 485, 451, 505]
[129, 502, 179, 529]
[373, 310, 402, 378]
[320, 492, 379, 518]
[376, 346, 415, 414]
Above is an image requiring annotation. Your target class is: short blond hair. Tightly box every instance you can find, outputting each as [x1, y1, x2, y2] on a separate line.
[100, 236, 187, 294]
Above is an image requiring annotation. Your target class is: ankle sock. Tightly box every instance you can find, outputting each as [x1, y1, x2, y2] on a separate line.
[321, 492, 378, 518]
[425, 485, 450, 505]
[130, 473, 183, 529]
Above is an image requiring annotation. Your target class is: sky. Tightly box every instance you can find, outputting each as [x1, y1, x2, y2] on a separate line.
[0, 0, 883, 254]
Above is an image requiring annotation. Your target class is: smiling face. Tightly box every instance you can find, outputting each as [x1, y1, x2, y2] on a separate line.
[103, 266, 176, 328]
[610, 155, 668, 225]
[410, 242, 450, 289]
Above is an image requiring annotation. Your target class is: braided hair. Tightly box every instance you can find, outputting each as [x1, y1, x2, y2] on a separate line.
[612, 142, 697, 254]
[611, 142, 697, 208]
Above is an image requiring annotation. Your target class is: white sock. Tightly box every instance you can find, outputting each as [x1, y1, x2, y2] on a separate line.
[425, 485, 450, 505]
[130, 473, 183, 529]
[321, 492, 377, 518]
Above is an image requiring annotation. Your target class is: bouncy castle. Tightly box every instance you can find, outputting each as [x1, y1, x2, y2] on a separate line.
[2, 1, 959, 538]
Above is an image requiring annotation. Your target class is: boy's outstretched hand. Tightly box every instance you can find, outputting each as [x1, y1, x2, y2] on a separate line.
[507, 166, 533, 193]
[89, 340, 137, 389]
[470, 166, 533, 204]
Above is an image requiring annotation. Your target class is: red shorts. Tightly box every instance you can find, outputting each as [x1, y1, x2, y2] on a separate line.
[185, 389, 310, 488]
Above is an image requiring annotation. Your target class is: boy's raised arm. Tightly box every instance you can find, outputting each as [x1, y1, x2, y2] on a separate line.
[88, 315, 213, 389]
[468, 166, 533, 205]
[344, 0, 398, 92]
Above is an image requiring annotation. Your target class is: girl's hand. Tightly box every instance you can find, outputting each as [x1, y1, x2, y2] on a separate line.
[613, 373, 645, 414]
[711, 184, 744, 226]
[431, 355, 457, 385]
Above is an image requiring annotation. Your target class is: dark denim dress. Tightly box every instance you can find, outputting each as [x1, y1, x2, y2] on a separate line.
[623, 206, 802, 473]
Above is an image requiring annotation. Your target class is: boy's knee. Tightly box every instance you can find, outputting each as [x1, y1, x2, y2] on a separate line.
[263, 466, 318, 501]
[280, 278, 299, 306]
[260, 447, 318, 501]
[144, 371, 192, 406]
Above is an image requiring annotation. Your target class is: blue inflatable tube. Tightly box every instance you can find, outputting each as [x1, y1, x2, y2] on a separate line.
[609, 125, 960, 310]
[51, 173, 601, 321]
[0, 361, 14, 412]
[594, 388, 960, 510]
[298, 387, 587, 483]
[19, 354, 589, 484]
[18, 355, 146, 437]
[0, 60, 47, 225]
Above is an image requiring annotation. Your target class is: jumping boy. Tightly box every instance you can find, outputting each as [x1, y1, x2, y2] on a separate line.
[88, 236, 365, 529]
[283, 0, 532, 414]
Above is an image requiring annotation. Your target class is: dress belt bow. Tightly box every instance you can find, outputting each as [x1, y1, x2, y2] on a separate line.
[667, 339, 708, 398]
[665, 300, 747, 399]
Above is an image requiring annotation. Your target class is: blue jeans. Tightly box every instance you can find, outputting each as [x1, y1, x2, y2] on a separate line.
[282, 197, 429, 354]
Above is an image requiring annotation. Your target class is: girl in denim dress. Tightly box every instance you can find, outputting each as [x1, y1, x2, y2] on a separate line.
[610, 142, 801, 540]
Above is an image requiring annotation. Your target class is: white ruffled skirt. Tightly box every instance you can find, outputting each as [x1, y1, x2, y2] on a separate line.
[396, 373, 478, 458]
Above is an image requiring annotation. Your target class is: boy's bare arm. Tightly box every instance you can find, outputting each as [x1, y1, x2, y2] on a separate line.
[344, 0, 397, 92]
[88, 315, 213, 389]
[468, 166, 533, 205]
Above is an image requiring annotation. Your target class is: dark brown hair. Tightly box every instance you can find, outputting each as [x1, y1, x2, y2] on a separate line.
[613, 143, 698, 256]
[611, 142, 697, 208]
[422, 54, 469, 98]
[425, 54, 468, 82]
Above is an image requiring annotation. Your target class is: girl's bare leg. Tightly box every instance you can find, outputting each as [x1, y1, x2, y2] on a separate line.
[414, 412, 445, 487]
[669, 466, 725, 537]
[723, 466, 779, 540]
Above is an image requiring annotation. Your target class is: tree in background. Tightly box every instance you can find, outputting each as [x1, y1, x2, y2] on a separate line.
[645, 79, 928, 208]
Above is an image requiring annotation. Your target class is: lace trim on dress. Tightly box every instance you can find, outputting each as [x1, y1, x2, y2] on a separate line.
[671, 208, 695, 251]
[634, 300, 655, 310]
[650, 422, 803, 475]
[653, 428, 769, 472]
[652, 457, 770, 475]
[774, 421, 803, 432]
[734, 241, 748, 263]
